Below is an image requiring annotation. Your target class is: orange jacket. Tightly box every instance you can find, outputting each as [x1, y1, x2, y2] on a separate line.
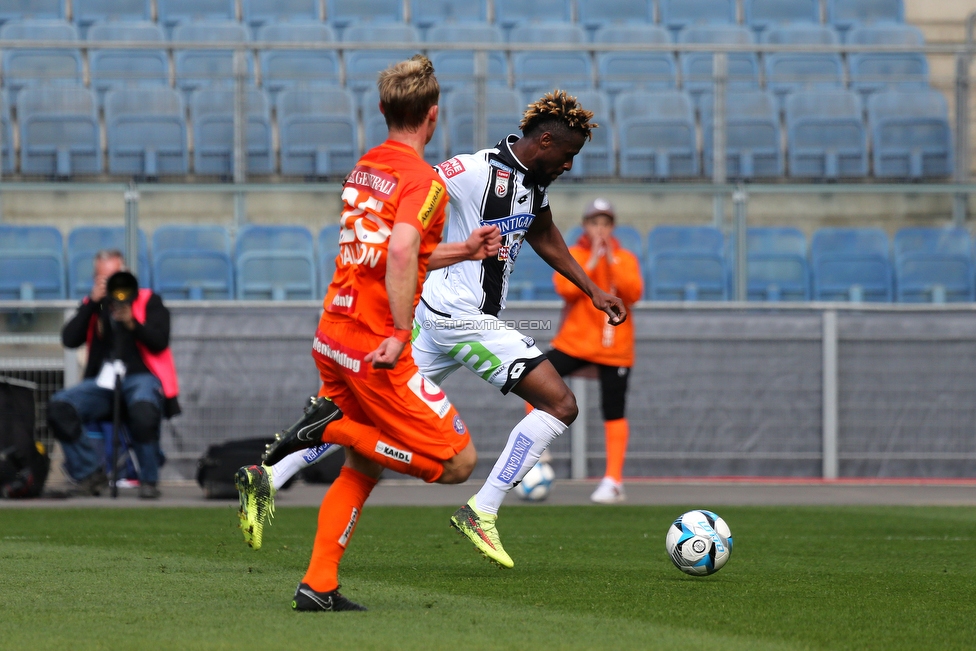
[550, 236, 642, 367]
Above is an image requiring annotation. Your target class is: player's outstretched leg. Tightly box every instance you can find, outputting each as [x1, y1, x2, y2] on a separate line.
[292, 583, 367, 612]
[450, 496, 514, 568]
[235, 464, 275, 549]
[263, 396, 343, 466]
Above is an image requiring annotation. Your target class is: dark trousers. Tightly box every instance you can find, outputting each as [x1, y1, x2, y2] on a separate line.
[546, 348, 630, 421]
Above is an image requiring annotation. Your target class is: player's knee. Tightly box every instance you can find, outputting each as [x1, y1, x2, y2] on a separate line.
[440, 444, 476, 484]
[548, 387, 578, 425]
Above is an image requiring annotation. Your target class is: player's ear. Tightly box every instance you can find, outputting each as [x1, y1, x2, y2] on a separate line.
[538, 131, 553, 149]
[427, 104, 439, 123]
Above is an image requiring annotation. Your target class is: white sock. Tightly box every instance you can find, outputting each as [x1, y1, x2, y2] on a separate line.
[268, 444, 337, 491]
[475, 409, 567, 515]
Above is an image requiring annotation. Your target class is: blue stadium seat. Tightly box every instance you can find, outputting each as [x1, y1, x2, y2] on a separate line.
[243, 0, 319, 30]
[507, 243, 558, 301]
[764, 25, 844, 103]
[318, 224, 341, 298]
[744, 227, 809, 301]
[646, 226, 727, 301]
[67, 226, 151, 298]
[494, 0, 572, 29]
[702, 90, 783, 179]
[511, 24, 592, 96]
[105, 87, 188, 177]
[811, 228, 892, 302]
[327, 0, 403, 29]
[362, 89, 445, 165]
[191, 88, 273, 176]
[0, 0, 64, 23]
[827, 0, 904, 33]
[411, 0, 488, 27]
[235, 225, 316, 300]
[446, 87, 523, 157]
[152, 225, 233, 300]
[578, 0, 653, 30]
[19, 85, 101, 176]
[0, 225, 65, 300]
[566, 224, 644, 258]
[848, 24, 928, 96]
[88, 22, 168, 104]
[868, 89, 953, 179]
[595, 25, 676, 94]
[278, 85, 358, 177]
[426, 23, 507, 93]
[73, 0, 150, 31]
[745, 0, 820, 32]
[560, 89, 614, 176]
[616, 90, 698, 179]
[659, 0, 736, 32]
[1, 103, 13, 174]
[680, 25, 760, 103]
[894, 228, 974, 303]
[157, 0, 235, 30]
[257, 23, 339, 105]
[173, 22, 252, 96]
[786, 90, 867, 179]
[0, 20, 82, 105]
[342, 23, 421, 94]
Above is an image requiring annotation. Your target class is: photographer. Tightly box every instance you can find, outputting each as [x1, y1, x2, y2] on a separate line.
[48, 250, 180, 499]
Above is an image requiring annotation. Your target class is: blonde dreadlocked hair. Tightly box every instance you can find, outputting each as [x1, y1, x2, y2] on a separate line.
[519, 90, 597, 141]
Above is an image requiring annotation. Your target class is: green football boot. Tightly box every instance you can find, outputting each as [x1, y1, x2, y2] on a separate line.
[235, 464, 275, 550]
[450, 496, 514, 569]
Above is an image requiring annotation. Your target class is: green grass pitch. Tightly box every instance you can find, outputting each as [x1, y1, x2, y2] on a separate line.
[1, 504, 975, 650]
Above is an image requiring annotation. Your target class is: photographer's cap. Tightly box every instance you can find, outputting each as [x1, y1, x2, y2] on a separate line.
[106, 271, 139, 303]
[584, 198, 615, 222]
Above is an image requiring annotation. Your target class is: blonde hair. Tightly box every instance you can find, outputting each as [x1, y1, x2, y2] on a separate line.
[520, 90, 597, 141]
[378, 54, 440, 131]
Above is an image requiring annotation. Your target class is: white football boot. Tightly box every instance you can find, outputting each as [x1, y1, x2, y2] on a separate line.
[590, 476, 626, 504]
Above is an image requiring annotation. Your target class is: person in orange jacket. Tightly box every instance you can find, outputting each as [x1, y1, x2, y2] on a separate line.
[548, 198, 642, 503]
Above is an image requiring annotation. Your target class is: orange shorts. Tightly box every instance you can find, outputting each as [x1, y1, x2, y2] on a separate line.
[311, 320, 471, 462]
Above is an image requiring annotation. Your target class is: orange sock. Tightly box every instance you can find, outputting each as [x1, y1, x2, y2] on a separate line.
[302, 466, 378, 593]
[604, 418, 629, 483]
[325, 418, 444, 482]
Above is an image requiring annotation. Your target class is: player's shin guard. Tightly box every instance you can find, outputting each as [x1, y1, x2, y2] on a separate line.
[475, 409, 567, 514]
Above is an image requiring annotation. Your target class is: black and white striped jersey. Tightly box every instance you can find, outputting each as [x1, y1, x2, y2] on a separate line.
[422, 135, 549, 317]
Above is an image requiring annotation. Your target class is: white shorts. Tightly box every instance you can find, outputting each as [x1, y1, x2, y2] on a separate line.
[413, 300, 546, 394]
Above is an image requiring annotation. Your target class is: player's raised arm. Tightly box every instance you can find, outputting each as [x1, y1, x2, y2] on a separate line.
[428, 224, 502, 270]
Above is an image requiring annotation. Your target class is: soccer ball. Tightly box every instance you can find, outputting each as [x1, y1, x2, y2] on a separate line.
[665, 510, 733, 576]
[515, 461, 554, 501]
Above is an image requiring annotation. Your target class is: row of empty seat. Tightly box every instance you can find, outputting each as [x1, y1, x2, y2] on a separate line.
[2, 223, 974, 304]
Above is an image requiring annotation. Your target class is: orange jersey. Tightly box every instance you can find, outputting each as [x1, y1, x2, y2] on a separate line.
[550, 237, 643, 367]
[321, 140, 449, 337]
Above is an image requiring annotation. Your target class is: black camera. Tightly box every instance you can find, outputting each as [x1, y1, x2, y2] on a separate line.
[105, 271, 139, 304]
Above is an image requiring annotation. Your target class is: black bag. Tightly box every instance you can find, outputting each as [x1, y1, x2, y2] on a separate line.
[196, 438, 297, 499]
[0, 377, 49, 499]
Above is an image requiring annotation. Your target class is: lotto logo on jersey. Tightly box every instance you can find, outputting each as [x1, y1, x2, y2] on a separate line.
[437, 157, 465, 178]
[407, 372, 451, 418]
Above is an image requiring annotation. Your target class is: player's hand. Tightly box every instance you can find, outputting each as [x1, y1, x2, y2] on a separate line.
[365, 337, 406, 369]
[591, 289, 627, 326]
[464, 225, 502, 260]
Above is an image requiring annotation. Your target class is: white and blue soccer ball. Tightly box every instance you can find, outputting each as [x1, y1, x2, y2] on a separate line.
[515, 461, 555, 501]
[665, 510, 733, 576]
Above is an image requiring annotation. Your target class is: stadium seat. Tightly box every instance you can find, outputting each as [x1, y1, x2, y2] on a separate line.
[73, 0, 150, 31]
[868, 89, 953, 179]
[234, 225, 317, 300]
[679, 25, 760, 103]
[157, 0, 235, 30]
[0, 225, 65, 300]
[362, 89, 445, 165]
[342, 23, 420, 94]
[559, 89, 613, 177]
[88, 22, 168, 104]
[764, 25, 844, 103]
[565, 224, 644, 259]
[256, 23, 339, 105]
[1, 103, 13, 174]
[893, 228, 974, 303]
[659, 0, 736, 32]
[426, 24, 507, 93]
[848, 24, 928, 96]
[152, 225, 234, 300]
[327, 0, 403, 29]
[278, 85, 358, 177]
[616, 90, 698, 179]
[446, 87, 523, 157]
[105, 87, 188, 177]
[19, 85, 101, 177]
[827, 0, 904, 33]
[595, 25, 676, 94]
[744, 227, 810, 301]
[646, 226, 727, 301]
[507, 243, 558, 301]
[511, 24, 592, 96]
[0, 0, 63, 23]
[0, 20, 82, 105]
[578, 0, 653, 30]
[191, 88, 273, 176]
[786, 90, 867, 179]
[318, 224, 341, 298]
[494, 0, 572, 29]
[811, 227, 892, 302]
[702, 90, 783, 179]
[411, 0, 488, 27]
[67, 226, 151, 298]
[173, 22, 252, 96]
[745, 0, 820, 32]
[243, 0, 319, 30]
